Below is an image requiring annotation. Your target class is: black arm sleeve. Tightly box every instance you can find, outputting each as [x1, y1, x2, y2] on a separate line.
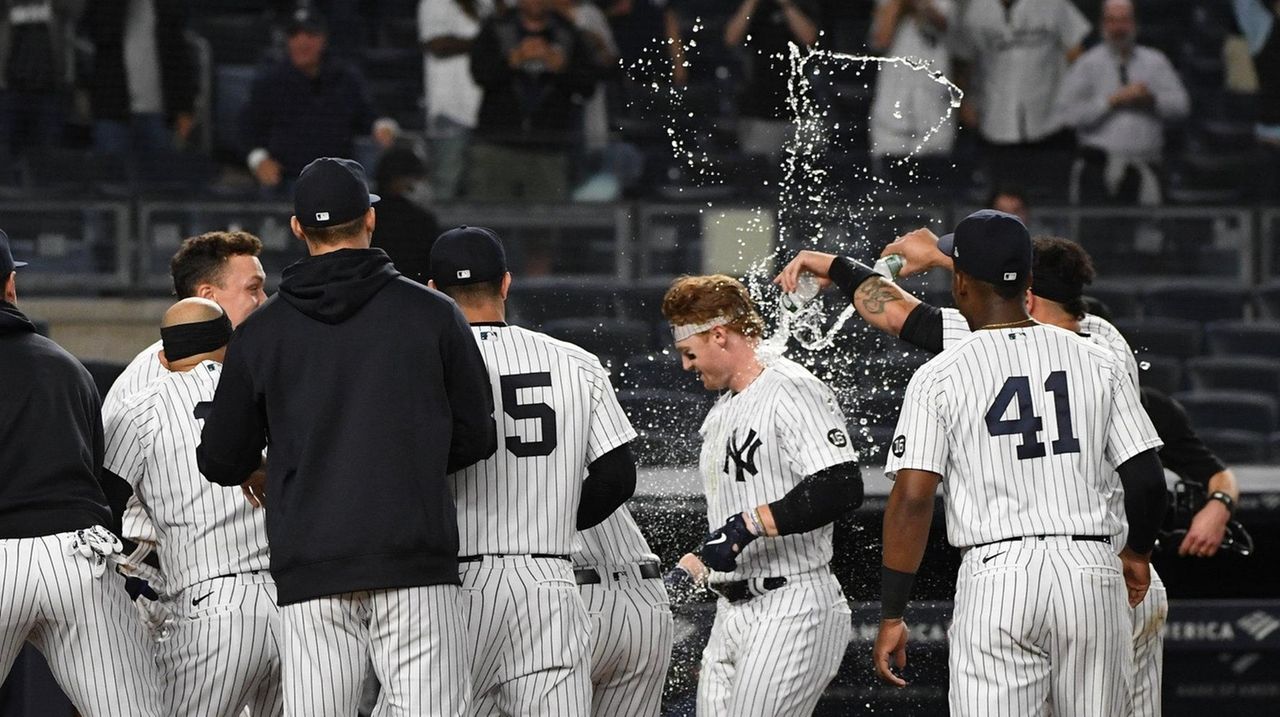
[197, 335, 267, 487]
[1140, 387, 1226, 484]
[828, 255, 880, 299]
[576, 443, 637, 530]
[100, 469, 133, 536]
[768, 461, 864, 535]
[1116, 448, 1169, 554]
[898, 303, 945, 355]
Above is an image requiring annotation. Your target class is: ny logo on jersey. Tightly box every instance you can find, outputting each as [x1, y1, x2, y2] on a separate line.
[723, 429, 763, 482]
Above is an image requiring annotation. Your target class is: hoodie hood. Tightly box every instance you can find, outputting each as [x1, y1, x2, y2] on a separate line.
[279, 248, 401, 325]
[0, 301, 36, 336]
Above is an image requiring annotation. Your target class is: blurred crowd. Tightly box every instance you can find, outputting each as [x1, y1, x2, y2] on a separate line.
[0, 0, 1274, 205]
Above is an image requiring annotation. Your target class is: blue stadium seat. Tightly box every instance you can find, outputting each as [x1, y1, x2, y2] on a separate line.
[1085, 280, 1143, 320]
[1136, 354, 1184, 395]
[1186, 356, 1280, 400]
[1144, 281, 1251, 322]
[1195, 428, 1269, 464]
[1113, 318, 1203, 359]
[1173, 390, 1279, 434]
[1205, 320, 1280, 360]
[541, 318, 654, 367]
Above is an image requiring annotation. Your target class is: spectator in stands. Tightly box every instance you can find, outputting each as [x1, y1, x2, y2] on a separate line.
[241, 9, 398, 191]
[557, 0, 618, 154]
[605, 0, 687, 86]
[467, 0, 599, 201]
[724, 0, 818, 160]
[988, 186, 1029, 224]
[85, 0, 199, 156]
[868, 0, 955, 171]
[419, 0, 498, 201]
[1053, 0, 1189, 206]
[0, 0, 80, 157]
[1232, 0, 1280, 197]
[370, 146, 440, 283]
[951, 0, 1090, 187]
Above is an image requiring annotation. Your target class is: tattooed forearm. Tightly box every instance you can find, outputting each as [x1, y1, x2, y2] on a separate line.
[856, 277, 902, 315]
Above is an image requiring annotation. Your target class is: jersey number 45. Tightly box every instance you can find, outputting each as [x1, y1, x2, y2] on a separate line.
[984, 371, 1081, 460]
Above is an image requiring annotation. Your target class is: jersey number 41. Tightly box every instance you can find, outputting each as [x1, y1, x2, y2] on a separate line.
[984, 371, 1081, 460]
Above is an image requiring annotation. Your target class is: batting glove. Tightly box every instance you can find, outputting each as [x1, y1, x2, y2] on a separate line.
[663, 565, 701, 605]
[700, 514, 758, 572]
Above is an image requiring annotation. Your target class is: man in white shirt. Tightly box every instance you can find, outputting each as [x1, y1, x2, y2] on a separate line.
[1054, 0, 1190, 205]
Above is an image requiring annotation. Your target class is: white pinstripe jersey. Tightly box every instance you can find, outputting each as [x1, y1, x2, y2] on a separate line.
[574, 506, 659, 569]
[886, 325, 1162, 548]
[103, 341, 167, 545]
[699, 356, 860, 582]
[452, 324, 638, 556]
[103, 361, 270, 592]
[942, 308, 1140, 383]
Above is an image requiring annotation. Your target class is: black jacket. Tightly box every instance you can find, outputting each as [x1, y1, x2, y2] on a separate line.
[197, 248, 496, 605]
[85, 0, 198, 122]
[370, 194, 440, 284]
[0, 302, 113, 539]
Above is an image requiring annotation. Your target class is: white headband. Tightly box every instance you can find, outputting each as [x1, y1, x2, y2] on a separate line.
[671, 315, 734, 342]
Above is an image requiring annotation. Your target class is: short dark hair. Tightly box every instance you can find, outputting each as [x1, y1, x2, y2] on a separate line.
[170, 231, 263, 298]
[439, 278, 504, 305]
[300, 214, 366, 246]
[1032, 236, 1096, 319]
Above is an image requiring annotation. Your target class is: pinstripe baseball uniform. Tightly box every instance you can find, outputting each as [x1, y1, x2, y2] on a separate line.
[453, 323, 633, 716]
[574, 508, 673, 717]
[695, 356, 857, 717]
[886, 324, 1162, 716]
[945, 309, 1166, 717]
[104, 360, 282, 717]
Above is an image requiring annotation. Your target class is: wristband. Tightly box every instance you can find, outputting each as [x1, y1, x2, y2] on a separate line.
[828, 256, 880, 298]
[1209, 491, 1235, 516]
[747, 507, 767, 537]
[881, 565, 916, 620]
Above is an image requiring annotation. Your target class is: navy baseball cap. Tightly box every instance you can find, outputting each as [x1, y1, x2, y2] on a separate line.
[0, 229, 28, 276]
[938, 210, 1032, 286]
[286, 8, 327, 36]
[430, 226, 508, 288]
[294, 158, 380, 229]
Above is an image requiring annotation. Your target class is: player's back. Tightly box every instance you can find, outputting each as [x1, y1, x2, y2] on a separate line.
[910, 324, 1154, 547]
[453, 324, 631, 556]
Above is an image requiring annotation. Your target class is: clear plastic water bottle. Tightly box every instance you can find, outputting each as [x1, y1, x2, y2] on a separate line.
[780, 272, 820, 314]
[873, 254, 906, 281]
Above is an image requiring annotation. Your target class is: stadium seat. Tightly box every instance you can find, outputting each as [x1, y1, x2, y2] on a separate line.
[1271, 432, 1280, 464]
[1143, 281, 1251, 322]
[1205, 320, 1280, 360]
[1136, 354, 1184, 395]
[1113, 318, 1203, 359]
[191, 14, 273, 65]
[1256, 280, 1280, 319]
[1173, 390, 1279, 434]
[23, 149, 130, 198]
[1085, 280, 1143, 320]
[615, 278, 674, 322]
[618, 389, 708, 465]
[1186, 356, 1280, 399]
[541, 318, 653, 367]
[133, 152, 220, 196]
[508, 278, 619, 328]
[79, 360, 126, 399]
[1195, 428, 1269, 464]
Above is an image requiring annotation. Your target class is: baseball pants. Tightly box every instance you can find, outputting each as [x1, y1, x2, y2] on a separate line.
[461, 555, 591, 717]
[1130, 567, 1167, 717]
[0, 531, 162, 716]
[160, 572, 283, 717]
[280, 584, 469, 717]
[579, 565, 674, 717]
[951, 537, 1132, 717]
[696, 570, 851, 717]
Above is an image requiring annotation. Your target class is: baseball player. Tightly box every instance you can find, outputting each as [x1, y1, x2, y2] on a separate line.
[104, 298, 282, 717]
[660, 274, 863, 716]
[865, 211, 1168, 716]
[103, 231, 267, 594]
[198, 158, 496, 717]
[0, 230, 162, 716]
[427, 226, 647, 715]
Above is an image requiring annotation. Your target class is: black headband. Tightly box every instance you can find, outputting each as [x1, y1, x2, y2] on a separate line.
[161, 314, 232, 361]
[1032, 273, 1087, 304]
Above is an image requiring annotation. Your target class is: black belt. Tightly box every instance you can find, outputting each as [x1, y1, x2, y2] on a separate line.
[973, 535, 1111, 549]
[710, 576, 788, 604]
[458, 553, 570, 563]
[574, 563, 662, 585]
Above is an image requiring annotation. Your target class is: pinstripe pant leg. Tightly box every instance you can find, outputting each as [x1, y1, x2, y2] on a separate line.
[1047, 544, 1132, 717]
[460, 563, 506, 709]
[723, 578, 851, 717]
[27, 534, 162, 717]
[696, 601, 741, 717]
[948, 545, 1053, 717]
[368, 585, 470, 717]
[0, 537, 41, 681]
[159, 581, 283, 717]
[1129, 568, 1166, 717]
[582, 580, 673, 717]
[281, 593, 369, 717]
[493, 559, 591, 717]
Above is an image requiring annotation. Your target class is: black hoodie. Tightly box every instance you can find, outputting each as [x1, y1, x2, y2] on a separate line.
[197, 248, 496, 605]
[0, 302, 113, 539]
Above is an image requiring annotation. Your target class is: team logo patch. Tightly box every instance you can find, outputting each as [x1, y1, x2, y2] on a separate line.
[827, 429, 848, 447]
[315, 211, 330, 222]
[724, 429, 763, 482]
[891, 434, 906, 458]
[457, 269, 472, 279]
[1003, 272, 1017, 281]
